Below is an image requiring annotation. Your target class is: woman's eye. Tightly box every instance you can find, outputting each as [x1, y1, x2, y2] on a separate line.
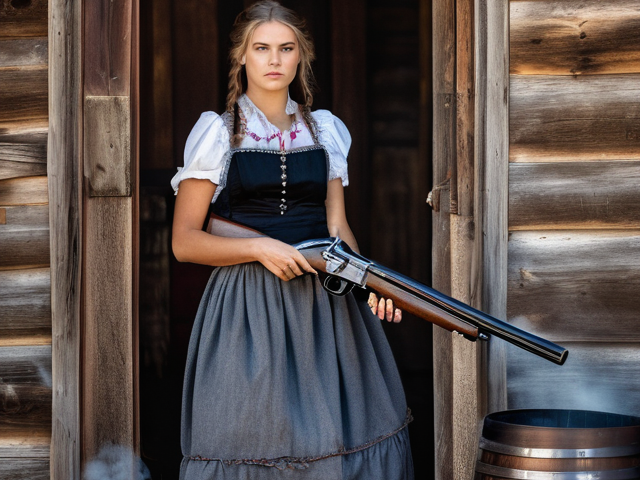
[282, 47, 293, 52]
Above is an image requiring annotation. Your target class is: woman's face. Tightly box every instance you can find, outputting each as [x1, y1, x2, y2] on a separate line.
[243, 21, 300, 94]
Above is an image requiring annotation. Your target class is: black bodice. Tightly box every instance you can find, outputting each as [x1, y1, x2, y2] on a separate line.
[211, 147, 331, 244]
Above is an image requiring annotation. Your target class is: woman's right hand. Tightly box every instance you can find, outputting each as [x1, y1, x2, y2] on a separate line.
[254, 237, 318, 281]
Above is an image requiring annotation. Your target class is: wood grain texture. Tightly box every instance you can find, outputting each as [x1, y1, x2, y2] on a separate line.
[0, 0, 48, 38]
[0, 204, 49, 269]
[433, 0, 456, 475]
[84, 96, 131, 197]
[0, 458, 50, 480]
[507, 342, 640, 417]
[510, 75, 640, 162]
[478, 0, 509, 413]
[49, 0, 83, 476]
[0, 113, 48, 181]
[0, 67, 48, 125]
[0, 268, 51, 345]
[0, 176, 48, 205]
[83, 197, 134, 456]
[507, 230, 640, 342]
[510, 0, 640, 75]
[0, 37, 47, 68]
[0, 346, 51, 438]
[509, 162, 640, 230]
[83, 0, 132, 95]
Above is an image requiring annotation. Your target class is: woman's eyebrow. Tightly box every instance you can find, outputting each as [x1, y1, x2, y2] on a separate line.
[252, 41, 296, 47]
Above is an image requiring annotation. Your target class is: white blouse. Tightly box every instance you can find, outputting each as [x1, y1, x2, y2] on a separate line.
[170, 93, 351, 204]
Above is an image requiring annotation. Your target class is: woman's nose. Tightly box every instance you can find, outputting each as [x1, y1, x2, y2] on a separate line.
[269, 52, 281, 66]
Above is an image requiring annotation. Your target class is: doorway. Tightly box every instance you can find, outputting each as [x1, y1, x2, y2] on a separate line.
[138, 1, 433, 477]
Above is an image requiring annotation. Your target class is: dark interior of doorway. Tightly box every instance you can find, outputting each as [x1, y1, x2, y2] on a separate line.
[138, 0, 433, 478]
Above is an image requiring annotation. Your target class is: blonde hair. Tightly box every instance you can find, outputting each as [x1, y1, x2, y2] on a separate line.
[227, 0, 318, 145]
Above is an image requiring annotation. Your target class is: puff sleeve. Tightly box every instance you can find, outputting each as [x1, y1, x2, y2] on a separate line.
[311, 110, 351, 186]
[170, 112, 230, 200]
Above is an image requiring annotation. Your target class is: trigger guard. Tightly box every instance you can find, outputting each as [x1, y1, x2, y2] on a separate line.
[318, 272, 355, 296]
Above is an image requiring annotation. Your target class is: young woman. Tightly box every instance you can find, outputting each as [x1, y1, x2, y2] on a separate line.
[171, 2, 414, 478]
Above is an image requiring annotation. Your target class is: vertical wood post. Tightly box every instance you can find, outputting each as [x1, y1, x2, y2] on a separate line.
[49, 0, 83, 477]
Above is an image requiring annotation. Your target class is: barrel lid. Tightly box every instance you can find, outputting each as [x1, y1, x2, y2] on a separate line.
[482, 409, 640, 449]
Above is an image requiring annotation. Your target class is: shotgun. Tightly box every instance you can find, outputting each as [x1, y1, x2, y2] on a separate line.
[206, 214, 569, 366]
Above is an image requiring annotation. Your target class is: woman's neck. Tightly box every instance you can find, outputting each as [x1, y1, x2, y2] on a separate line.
[244, 88, 292, 132]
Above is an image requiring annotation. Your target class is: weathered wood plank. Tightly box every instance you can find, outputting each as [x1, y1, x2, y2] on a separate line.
[0, 123, 48, 176]
[49, 0, 83, 476]
[480, 0, 509, 413]
[0, 0, 47, 38]
[0, 205, 49, 269]
[507, 342, 640, 417]
[432, 0, 455, 474]
[0, 346, 51, 438]
[0, 176, 48, 206]
[0, 67, 48, 124]
[508, 230, 640, 342]
[0, 37, 47, 68]
[83, 197, 134, 456]
[511, 0, 640, 75]
[0, 458, 50, 480]
[84, 96, 131, 197]
[0, 267, 51, 345]
[0, 177, 48, 212]
[509, 162, 640, 230]
[0, 440, 49, 458]
[510, 75, 640, 162]
[84, 0, 132, 95]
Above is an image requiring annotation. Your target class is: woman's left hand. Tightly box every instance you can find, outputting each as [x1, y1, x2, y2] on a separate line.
[368, 292, 402, 323]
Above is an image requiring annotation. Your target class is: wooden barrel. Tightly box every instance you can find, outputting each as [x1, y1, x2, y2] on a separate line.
[476, 409, 640, 480]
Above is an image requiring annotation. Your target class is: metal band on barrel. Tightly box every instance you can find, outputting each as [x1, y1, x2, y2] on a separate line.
[475, 462, 640, 480]
[479, 438, 640, 458]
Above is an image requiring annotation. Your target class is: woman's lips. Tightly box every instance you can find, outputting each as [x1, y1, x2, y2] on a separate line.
[265, 72, 283, 77]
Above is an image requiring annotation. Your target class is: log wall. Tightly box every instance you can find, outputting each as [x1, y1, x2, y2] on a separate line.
[0, 1, 51, 478]
[506, 0, 640, 417]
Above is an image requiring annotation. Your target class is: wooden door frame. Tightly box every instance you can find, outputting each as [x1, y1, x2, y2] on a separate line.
[49, 0, 140, 477]
[432, 0, 509, 478]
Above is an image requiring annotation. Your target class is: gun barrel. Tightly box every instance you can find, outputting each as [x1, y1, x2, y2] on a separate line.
[368, 264, 568, 366]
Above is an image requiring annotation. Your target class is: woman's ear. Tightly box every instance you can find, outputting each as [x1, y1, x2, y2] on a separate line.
[241, 55, 246, 65]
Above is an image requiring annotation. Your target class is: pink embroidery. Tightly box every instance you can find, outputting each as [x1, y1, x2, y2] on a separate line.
[240, 113, 302, 151]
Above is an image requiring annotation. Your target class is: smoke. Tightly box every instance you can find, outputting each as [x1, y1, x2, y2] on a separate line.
[83, 444, 151, 480]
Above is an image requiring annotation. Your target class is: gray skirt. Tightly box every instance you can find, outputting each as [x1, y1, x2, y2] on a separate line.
[180, 262, 414, 480]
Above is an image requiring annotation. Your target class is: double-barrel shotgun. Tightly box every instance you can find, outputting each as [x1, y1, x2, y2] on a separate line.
[206, 214, 569, 366]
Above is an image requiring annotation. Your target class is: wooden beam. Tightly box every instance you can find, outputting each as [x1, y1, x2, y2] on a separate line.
[0, 176, 48, 205]
[48, 0, 83, 476]
[433, 0, 456, 474]
[0, 0, 48, 38]
[0, 37, 48, 68]
[0, 345, 52, 439]
[0, 67, 48, 125]
[476, 0, 509, 413]
[83, 198, 134, 454]
[83, 0, 132, 96]
[0, 267, 51, 346]
[509, 162, 640, 230]
[508, 230, 640, 343]
[510, 0, 640, 76]
[0, 205, 50, 269]
[84, 96, 131, 197]
[510, 74, 640, 162]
